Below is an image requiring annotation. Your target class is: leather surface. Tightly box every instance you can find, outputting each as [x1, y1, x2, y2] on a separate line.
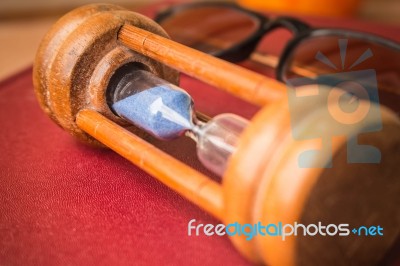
[1, 4, 400, 266]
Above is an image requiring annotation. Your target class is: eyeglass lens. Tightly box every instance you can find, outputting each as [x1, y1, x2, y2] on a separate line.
[283, 36, 400, 112]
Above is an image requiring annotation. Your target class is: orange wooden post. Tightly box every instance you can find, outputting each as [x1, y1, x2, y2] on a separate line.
[76, 109, 224, 221]
[118, 25, 287, 106]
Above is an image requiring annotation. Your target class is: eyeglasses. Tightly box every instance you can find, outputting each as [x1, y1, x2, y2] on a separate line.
[155, 2, 400, 113]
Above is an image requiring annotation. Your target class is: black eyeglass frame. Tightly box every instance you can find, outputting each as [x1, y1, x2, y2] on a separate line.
[155, 2, 400, 82]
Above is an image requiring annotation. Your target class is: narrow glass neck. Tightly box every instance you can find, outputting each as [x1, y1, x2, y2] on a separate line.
[192, 114, 248, 176]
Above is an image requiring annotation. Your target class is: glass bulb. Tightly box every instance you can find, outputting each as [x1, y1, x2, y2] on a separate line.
[193, 114, 248, 176]
[107, 66, 249, 176]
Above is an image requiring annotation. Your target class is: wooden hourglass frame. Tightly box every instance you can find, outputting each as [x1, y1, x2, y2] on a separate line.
[33, 4, 400, 265]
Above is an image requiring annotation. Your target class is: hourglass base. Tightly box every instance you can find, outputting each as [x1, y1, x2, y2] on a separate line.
[223, 86, 400, 265]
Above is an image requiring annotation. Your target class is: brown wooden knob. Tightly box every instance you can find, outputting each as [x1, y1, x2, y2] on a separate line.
[33, 4, 179, 146]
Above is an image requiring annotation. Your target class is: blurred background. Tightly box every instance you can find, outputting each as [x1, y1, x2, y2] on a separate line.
[0, 0, 399, 80]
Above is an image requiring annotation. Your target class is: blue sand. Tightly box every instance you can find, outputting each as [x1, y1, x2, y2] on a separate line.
[112, 85, 194, 140]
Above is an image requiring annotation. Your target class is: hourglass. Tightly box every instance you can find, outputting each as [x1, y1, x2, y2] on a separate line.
[33, 4, 400, 266]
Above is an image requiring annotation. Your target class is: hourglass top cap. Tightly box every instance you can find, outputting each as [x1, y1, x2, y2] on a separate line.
[32, 3, 179, 146]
